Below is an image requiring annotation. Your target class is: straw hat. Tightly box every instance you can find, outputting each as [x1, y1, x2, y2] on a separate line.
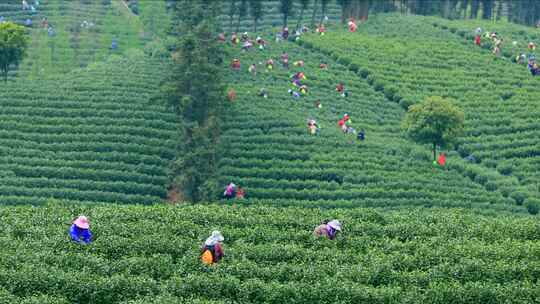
[73, 216, 90, 229]
[327, 220, 342, 231]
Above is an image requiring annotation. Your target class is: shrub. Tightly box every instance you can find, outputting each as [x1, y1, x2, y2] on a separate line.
[525, 198, 540, 215]
[510, 191, 528, 205]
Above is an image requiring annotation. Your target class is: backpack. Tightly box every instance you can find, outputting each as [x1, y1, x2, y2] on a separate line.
[201, 249, 214, 265]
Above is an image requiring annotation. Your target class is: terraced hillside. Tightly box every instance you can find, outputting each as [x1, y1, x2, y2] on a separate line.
[0, 52, 177, 205]
[0, 204, 538, 303]
[0, 1, 178, 205]
[301, 14, 540, 205]
[218, 32, 526, 212]
[2, 0, 145, 78]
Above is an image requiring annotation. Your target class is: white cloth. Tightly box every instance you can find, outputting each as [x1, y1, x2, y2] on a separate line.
[205, 231, 224, 246]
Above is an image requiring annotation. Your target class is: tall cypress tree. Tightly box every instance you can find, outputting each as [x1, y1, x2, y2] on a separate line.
[163, 0, 225, 202]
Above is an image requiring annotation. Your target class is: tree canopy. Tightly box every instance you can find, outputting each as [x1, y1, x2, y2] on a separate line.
[0, 22, 28, 82]
[162, 0, 225, 202]
[402, 96, 465, 161]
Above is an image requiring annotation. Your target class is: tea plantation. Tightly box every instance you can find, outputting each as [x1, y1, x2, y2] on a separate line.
[0, 0, 178, 205]
[301, 14, 540, 204]
[0, 0, 539, 303]
[0, 204, 538, 303]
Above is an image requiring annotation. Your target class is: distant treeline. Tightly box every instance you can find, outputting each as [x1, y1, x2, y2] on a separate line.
[210, 1, 540, 31]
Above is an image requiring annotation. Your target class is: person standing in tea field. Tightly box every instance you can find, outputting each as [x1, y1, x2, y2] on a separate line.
[266, 58, 275, 70]
[231, 58, 241, 71]
[438, 152, 446, 167]
[231, 32, 239, 45]
[281, 52, 289, 69]
[314, 220, 342, 240]
[493, 38, 503, 57]
[348, 18, 357, 33]
[474, 27, 482, 46]
[69, 216, 92, 244]
[282, 27, 289, 40]
[201, 231, 225, 265]
[223, 183, 237, 199]
[249, 63, 257, 76]
[227, 89, 236, 102]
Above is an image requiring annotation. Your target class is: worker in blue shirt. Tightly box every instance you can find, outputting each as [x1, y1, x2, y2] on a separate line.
[70, 215, 92, 244]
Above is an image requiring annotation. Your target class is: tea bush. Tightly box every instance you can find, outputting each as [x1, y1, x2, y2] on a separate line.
[219, 27, 524, 212]
[301, 14, 540, 203]
[0, 204, 538, 303]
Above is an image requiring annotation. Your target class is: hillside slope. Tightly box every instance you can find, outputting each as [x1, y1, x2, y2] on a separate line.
[301, 13, 540, 206]
[0, 1, 178, 205]
[218, 33, 524, 212]
[0, 52, 178, 205]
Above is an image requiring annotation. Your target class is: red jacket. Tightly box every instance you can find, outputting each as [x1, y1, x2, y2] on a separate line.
[475, 35, 481, 46]
[438, 153, 446, 166]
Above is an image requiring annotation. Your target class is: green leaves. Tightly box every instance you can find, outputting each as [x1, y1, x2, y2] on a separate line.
[0, 204, 539, 303]
[402, 96, 464, 152]
[0, 22, 28, 82]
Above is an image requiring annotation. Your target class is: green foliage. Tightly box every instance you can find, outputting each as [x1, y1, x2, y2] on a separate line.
[164, 2, 225, 202]
[217, 31, 524, 210]
[0, 52, 176, 205]
[0, 204, 538, 303]
[0, 22, 28, 82]
[402, 96, 465, 160]
[525, 198, 540, 215]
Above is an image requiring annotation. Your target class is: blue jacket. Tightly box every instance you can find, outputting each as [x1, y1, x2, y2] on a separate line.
[70, 224, 92, 244]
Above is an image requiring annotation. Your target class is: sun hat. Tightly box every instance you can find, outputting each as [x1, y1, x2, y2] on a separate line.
[73, 216, 89, 229]
[205, 231, 224, 246]
[327, 220, 342, 231]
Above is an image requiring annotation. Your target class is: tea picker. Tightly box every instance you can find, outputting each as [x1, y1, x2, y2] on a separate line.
[314, 220, 342, 240]
[201, 231, 225, 265]
[223, 183, 237, 199]
[70, 216, 92, 244]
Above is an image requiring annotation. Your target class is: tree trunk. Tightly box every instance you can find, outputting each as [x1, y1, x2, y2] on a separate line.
[481, 0, 493, 19]
[297, 7, 305, 31]
[442, 0, 451, 18]
[341, 1, 347, 23]
[359, 0, 369, 22]
[311, 0, 319, 27]
[471, 0, 480, 18]
[236, 13, 241, 32]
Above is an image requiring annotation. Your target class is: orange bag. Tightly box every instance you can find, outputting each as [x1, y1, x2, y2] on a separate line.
[201, 249, 214, 265]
